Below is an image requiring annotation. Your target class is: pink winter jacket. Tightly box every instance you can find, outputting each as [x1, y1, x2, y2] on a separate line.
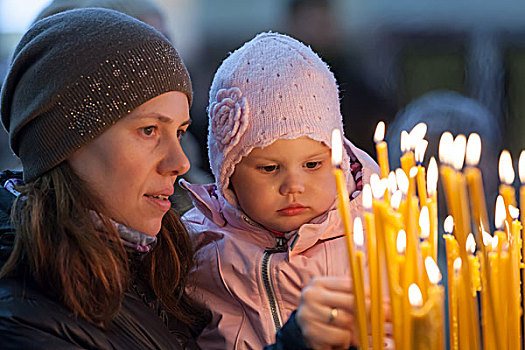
[182, 139, 380, 350]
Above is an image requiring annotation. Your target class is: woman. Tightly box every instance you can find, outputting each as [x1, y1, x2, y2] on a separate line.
[0, 8, 359, 350]
[0, 8, 209, 349]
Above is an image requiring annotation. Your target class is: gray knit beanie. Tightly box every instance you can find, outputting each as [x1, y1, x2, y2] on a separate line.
[0, 8, 192, 182]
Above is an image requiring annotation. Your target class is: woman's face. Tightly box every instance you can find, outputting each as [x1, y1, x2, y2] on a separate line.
[68, 91, 191, 236]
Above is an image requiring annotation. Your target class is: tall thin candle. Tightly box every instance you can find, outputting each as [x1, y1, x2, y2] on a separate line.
[374, 121, 390, 178]
[499, 150, 516, 226]
[331, 129, 368, 349]
[352, 218, 370, 350]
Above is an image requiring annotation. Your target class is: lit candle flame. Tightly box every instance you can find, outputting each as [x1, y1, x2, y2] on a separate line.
[396, 168, 409, 195]
[400, 130, 410, 153]
[370, 173, 386, 200]
[452, 134, 467, 171]
[409, 166, 418, 178]
[495, 195, 506, 230]
[381, 178, 389, 194]
[408, 284, 423, 308]
[397, 229, 406, 254]
[498, 150, 515, 185]
[409, 122, 427, 148]
[427, 157, 438, 197]
[466, 233, 476, 254]
[465, 133, 482, 167]
[362, 184, 373, 210]
[425, 257, 442, 284]
[331, 129, 343, 167]
[374, 121, 385, 143]
[353, 217, 364, 248]
[453, 257, 462, 273]
[387, 171, 397, 194]
[491, 235, 499, 251]
[482, 230, 493, 247]
[415, 139, 429, 164]
[519, 150, 525, 184]
[444, 215, 454, 234]
[419, 206, 430, 239]
[439, 131, 454, 165]
[509, 204, 519, 220]
[391, 190, 402, 210]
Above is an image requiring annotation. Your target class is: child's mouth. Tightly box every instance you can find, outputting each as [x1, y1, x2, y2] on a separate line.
[278, 205, 307, 216]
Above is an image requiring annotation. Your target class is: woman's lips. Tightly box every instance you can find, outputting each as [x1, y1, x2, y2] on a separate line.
[144, 194, 172, 212]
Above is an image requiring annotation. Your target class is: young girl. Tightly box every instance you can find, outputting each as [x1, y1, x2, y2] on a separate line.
[181, 32, 380, 349]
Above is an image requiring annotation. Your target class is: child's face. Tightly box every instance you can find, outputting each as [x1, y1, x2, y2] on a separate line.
[230, 137, 337, 232]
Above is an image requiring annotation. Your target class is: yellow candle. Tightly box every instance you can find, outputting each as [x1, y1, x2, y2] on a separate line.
[466, 234, 481, 296]
[409, 280, 444, 350]
[440, 133, 481, 349]
[419, 206, 431, 296]
[444, 231, 459, 350]
[509, 215, 522, 350]
[372, 199, 403, 349]
[415, 139, 429, 205]
[499, 150, 516, 226]
[352, 218, 370, 350]
[451, 258, 462, 350]
[499, 249, 510, 349]
[396, 230, 409, 349]
[465, 133, 489, 238]
[494, 231, 509, 348]
[488, 250, 502, 348]
[374, 121, 390, 178]
[331, 129, 368, 348]
[479, 249, 495, 350]
[400, 130, 416, 201]
[362, 184, 383, 350]
[427, 157, 439, 261]
[519, 150, 525, 341]
[456, 258, 471, 350]
[425, 257, 445, 350]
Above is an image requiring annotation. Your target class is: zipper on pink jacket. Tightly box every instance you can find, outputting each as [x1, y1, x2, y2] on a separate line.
[260, 236, 287, 332]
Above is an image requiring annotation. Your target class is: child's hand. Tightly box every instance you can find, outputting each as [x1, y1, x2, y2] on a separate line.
[296, 276, 357, 350]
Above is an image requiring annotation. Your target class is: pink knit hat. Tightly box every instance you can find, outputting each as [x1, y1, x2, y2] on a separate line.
[208, 32, 351, 206]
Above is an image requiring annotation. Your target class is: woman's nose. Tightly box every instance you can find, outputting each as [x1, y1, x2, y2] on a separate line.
[279, 172, 305, 196]
[158, 137, 190, 177]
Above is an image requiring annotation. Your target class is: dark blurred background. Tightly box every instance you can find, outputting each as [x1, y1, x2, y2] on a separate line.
[1, 0, 524, 181]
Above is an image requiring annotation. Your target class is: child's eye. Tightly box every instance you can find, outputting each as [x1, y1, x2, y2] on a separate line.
[305, 161, 322, 169]
[141, 126, 157, 136]
[258, 165, 279, 173]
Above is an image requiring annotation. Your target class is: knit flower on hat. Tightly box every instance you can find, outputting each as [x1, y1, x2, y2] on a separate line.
[210, 87, 250, 155]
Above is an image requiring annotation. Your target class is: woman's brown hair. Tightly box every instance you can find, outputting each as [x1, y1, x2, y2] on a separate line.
[0, 162, 207, 328]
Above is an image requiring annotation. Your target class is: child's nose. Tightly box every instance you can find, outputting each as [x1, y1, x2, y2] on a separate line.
[279, 172, 305, 196]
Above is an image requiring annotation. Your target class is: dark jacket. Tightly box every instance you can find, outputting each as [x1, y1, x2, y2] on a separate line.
[0, 171, 202, 350]
[0, 171, 333, 350]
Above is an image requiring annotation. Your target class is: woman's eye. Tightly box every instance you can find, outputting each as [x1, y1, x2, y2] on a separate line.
[177, 129, 187, 140]
[259, 165, 278, 173]
[305, 161, 321, 169]
[142, 126, 156, 136]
